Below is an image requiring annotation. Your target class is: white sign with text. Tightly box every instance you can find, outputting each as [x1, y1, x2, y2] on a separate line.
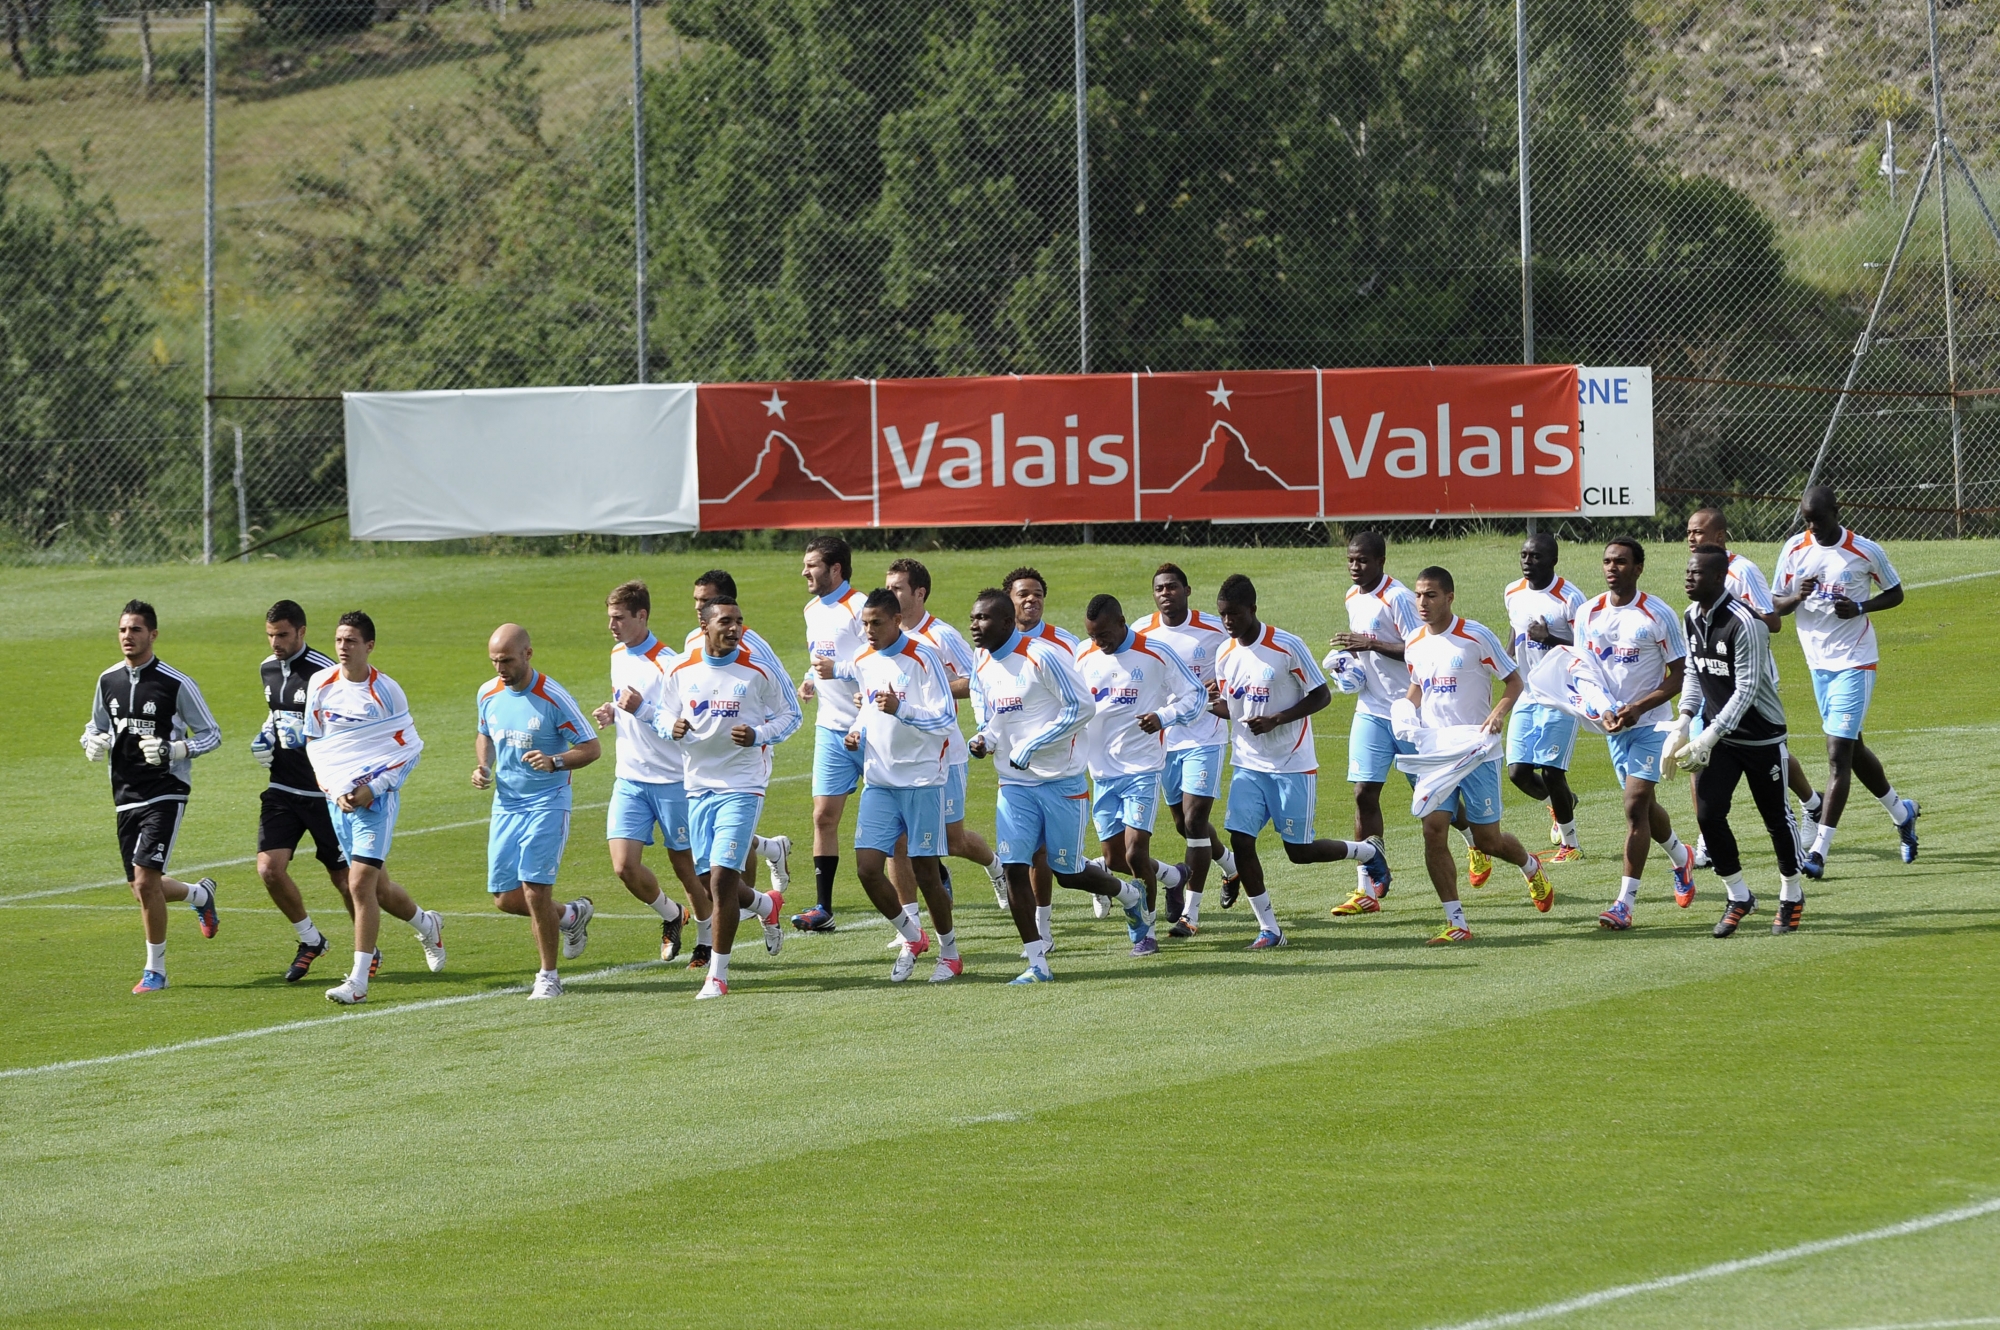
[1576, 366, 1655, 517]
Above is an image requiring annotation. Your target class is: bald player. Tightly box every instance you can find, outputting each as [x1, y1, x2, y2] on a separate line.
[474, 624, 601, 1000]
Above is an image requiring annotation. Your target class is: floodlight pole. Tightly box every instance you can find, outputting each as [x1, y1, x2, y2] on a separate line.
[631, 0, 647, 386]
[1073, 0, 1091, 374]
[201, 0, 216, 565]
[1924, 0, 1963, 536]
[1514, 0, 1534, 367]
[234, 423, 248, 557]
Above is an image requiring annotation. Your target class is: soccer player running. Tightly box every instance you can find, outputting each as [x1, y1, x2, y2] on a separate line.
[1503, 534, 1588, 863]
[620, 597, 800, 999]
[1684, 506, 1822, 861]
[1401, 569, 1553, 942]
[252, 599, 353, 982]
[884, 557, 1009, 909]
[473, 624, 600, 1001]
[966, 588, 1149, 982]
[307, 611, 446, 1004]
[1666, 546, 1805, 936]
[1326, 531, 1423, 917]
[1077, 593, 1207, 955]
[1211, 575, 1388, 949]
[1003, 566, 1084, 935]
[1771, 485, 1918, 877]
[1141, 564, 1238, 934]
[843, 588, 965, 982]
[81, 600, 223, 994]
[793, 538, 869, 933]
[592, 581, 695, 964]
[1574, 540, 1699, 929]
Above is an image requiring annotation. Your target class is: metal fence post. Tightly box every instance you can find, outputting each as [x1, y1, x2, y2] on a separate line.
[1073, 0, 1091, 375]
[233, 424, 248, 557]
[1924, 0, 1963, 537]
[631, 0, 648, 387]
[201, 0, 216, 565]
[1514, 0, 1534, 367]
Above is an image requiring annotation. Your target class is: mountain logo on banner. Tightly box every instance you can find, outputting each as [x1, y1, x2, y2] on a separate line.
[1140, 380, 1313, 498]
[703, 431, 870, 506]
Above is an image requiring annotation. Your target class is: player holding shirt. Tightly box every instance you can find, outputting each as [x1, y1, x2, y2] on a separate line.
[1772, 485, 1919, 877]
[307, 612, 447, 1004]
[1503, 534, 1588, 862]
[1003, 566, 1085, 935]
[1401, 569, 1553, 942]
[1077, 594, 1206, 955]
[473, 624, 600, 1001]
[1325, 532, 1423, 916]
[966, 588, 1149, 983]
[1212, 574, 1389, 950]
[1141, 564, 1238, 934]
[794, 538, 868, 933]
[886, 558, 1009, 909]
[592, 581, 693, 964]
[843, 589, 964, 982]
[1684, 507, 1822, 860]
[80, 599, 223, 994]
[1574, 539, 1698, 926]
[620, 597, 799, 999]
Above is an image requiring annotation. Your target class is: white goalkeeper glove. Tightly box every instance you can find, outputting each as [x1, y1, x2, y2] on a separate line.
[139, 736, 188, 766]
[1660, 716, 1693, 774]
[251, 726, 276, 767]
[270, 712, 305, 749]
[82, 731, 112, 762]
[1680, 726, 1722, 773]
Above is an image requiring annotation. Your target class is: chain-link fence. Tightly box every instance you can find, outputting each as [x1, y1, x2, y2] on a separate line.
[5, 0, 1998, 563]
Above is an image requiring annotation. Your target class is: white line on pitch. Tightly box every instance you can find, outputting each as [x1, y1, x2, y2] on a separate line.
[0, 957, 674, 1082]
[1429, 1196, 2000, 1329]
[1908, 568, 2000, 590]
[1822, 1320, 2000, 1330]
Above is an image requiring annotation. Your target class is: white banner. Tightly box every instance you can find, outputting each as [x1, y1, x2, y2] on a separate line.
[343, 384, 699, 539]
[1576, 366, 1655, 516]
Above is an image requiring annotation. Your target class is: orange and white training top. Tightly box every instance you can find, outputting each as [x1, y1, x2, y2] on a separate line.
[1403, 616, 1516, 732]
[803, 582, 869, 732]
[1076, 628, 1205, 778]
[1574, 591, 1686, 726]
[637, 647, 801, 796]
[1136, 608, 1229, 750]
[1214, 623, 1326, 774]
[1774, 527, 1901, 672]
[844, 633, 958, 790]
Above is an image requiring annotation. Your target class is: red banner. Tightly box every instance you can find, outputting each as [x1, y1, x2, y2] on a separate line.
[695, 365, 1579, 529]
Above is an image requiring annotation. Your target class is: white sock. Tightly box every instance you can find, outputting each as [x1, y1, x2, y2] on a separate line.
[146, 940, 166, 974]
[710, 951, 730, 983]
[894, 903, 924, 943]
[696, 915, 713, 946]
[1724, 872, 1751, 902]
[752, 890, 775, 922]
[1357, 863, 1373, 894]
[412, 909, 437, 944]
[1115, 879, 1144, 910]
[1618, 876, 1640, 909]
[1802, 791, 1822, 815]
[985, 858, 1007, 885]
[1877, 787, 1904, 819]
[1345, 840, 1376, 863]
[1558, 820, 1578, 847]
[1217, 848, 1237, 876]
[186, 879, 211, 910]
[1811, 822, 1837, 857]
[1443, 899, 1467, 929]
[348, 950, 373, 991]
[1454, 823, 1475, 849]
[1520, 853, 1543, 880]
[646, 893, 680, 922]
[1159, 861, 1187, 891]
[1660, 832, 1690, 870]
[1023, 936, 1050, 969]
[1183, 889, 1203, 923]
[1035, 904, 1052, 942]
[1087, 856, 1105, 872]
[1780, 874, 1804, 903]
[751, 836, 773, 857]
[558, 902, 576, 929]
[1247, 890, 1279, 933]
[537, 966, 559, 983]
[292, 916, 322, 946]
[939, 928, 959, 960]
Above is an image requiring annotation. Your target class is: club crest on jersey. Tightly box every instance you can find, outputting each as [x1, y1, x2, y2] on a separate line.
[143, 701, 157, 715]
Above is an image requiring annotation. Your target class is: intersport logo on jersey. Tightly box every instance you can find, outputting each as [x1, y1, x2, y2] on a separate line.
[694, 365, 1579, 530]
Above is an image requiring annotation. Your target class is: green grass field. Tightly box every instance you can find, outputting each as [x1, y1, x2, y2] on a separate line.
[4, 537, 1999, 1329]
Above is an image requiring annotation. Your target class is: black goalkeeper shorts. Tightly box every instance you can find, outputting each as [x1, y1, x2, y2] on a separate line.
[258, 788, 348, 871]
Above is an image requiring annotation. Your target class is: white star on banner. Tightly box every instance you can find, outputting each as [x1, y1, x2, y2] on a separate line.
[762, 391, 787, 419]
[1207, 380, 1233, 410]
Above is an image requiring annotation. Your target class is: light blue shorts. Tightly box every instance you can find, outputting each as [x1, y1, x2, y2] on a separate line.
[1348, 711, 1417, 785]
[1505, 703, 1579, 770]
[1224, 769, 1318, 844]
[1607, 727, 1667, 785]
[856, 784, 947, 856]
[1160, 744, 1224, 802]
[1092, 771, 1160, 839]
[1811, 667, 1876, 740]
[329, 790, 399, 866]
[812, 726, 864, 797]
[994, 775, 1090, 871]
[606, 777, 691, 852]
[488, 806, 571, 892]
[1431, 758, 1504, 825]
[690, 790, 765, 876]
[942, 761, 968, 825]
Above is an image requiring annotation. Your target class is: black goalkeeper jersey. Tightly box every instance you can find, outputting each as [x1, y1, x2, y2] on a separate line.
[261, 644, 336, 797]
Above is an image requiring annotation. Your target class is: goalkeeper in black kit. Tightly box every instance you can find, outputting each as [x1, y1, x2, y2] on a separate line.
[1663, 545, 1804, 938]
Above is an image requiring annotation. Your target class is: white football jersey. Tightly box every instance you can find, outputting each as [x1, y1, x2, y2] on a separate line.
[1022, 619, 1080, 654]
[1214, 624, 1327, 774]
[803, 583, 869, 731]
[1343, 575, 1423, 718]
[845, 634, 957, 789]
[1076, 629, 1205, 778]
[970, 630, 1090, 785]
[1575, 591, 1687, 726]
[1402, 617, 1516, 731]
[609, 633, 684, 785]
[643, 648, 801, 795]
[1774, 528, 1900, 670]
[908, 611, 974, 767]
[1503, 575, 1586, 668]
[1135, 608, 1229, 749]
